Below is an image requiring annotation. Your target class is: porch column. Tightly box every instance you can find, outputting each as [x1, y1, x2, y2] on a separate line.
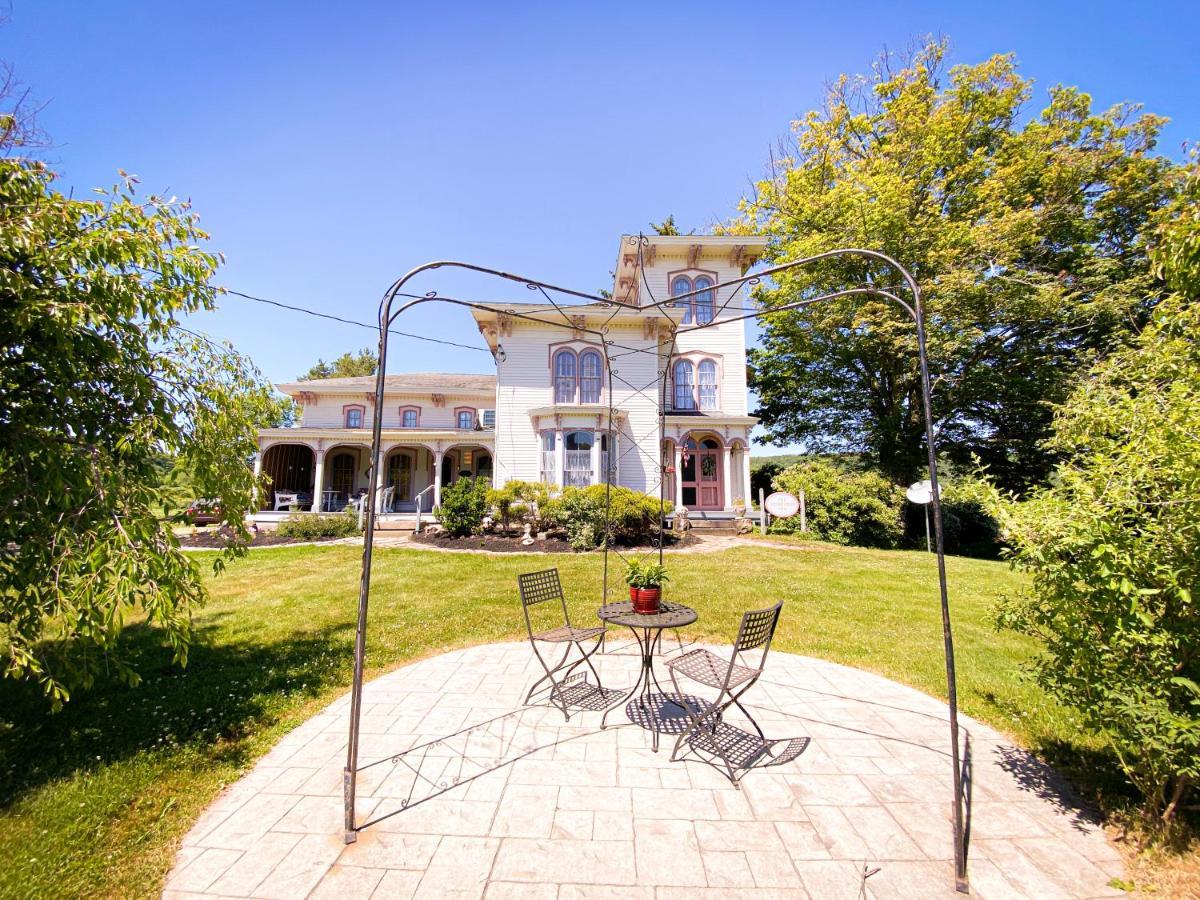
[673, 444, 684, 509]
[433, 448, 443, 509]
[554, 427, 564, 487]
[252, 446, 264, 508]
[590, 430, 602, 485]
[742, 448, 753, 508]
[722, 446, 733, 510]
[312, 451, 325, 513]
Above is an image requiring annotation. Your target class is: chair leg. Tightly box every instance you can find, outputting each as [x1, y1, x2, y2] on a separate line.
[525, 642, 575, 721]
[668, 668, 724, 762]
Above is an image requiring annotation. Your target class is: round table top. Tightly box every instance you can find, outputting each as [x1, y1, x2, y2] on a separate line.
[598, 600, 697, 629]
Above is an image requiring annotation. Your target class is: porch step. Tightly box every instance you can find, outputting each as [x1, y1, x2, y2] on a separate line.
[684, 519, 739, 534]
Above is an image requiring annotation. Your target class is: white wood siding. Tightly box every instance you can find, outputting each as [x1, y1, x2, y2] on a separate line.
[298, 393, 495, 429]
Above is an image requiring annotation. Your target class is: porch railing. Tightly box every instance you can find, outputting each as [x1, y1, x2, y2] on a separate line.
[413, 483, 436, 534]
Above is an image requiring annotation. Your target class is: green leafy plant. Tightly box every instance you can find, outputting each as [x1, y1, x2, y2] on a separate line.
[436, 476, 490, 537]
[0, 159, 286, 706]
[542, 485, 671, 550]
[982, 288, 1200, 825]
[623, 559, 670, 589]
[770, 459, 903, 548]
[276, 511, 360, 540]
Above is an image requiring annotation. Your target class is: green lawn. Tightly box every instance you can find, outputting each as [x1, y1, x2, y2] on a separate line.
[0, 543, 1095, 898]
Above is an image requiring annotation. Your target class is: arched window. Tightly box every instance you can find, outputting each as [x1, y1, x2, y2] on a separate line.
[673, 360, 695, 410]
[579, 350, 602, 403]
[671, 275, 694, 324]
[553, 349, 577, 403]
[455, 408, 476, 430]
[694, 275, 715, 325]
[343, 405, 365, 429]
[400, 406, 420, 428]
[698, 359, 718, 410]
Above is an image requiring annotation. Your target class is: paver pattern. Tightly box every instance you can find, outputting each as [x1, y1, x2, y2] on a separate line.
[165, 640, 1125, 898]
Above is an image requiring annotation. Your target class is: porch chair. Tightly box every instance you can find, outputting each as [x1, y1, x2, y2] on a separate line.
[517, 568, 606, 721]
[665, 601, 784, 786]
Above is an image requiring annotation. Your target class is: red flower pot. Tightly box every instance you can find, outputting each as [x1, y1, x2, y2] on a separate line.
[632, 587, 661, 615]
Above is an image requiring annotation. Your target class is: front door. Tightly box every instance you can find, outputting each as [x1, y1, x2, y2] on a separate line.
[681, 438, 722, 510]
[388, 452, 414, 503]
[330, 453, 355, 497]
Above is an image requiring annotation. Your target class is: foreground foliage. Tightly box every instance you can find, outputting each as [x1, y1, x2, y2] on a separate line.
[985, 157, 1200, 825]
[736, 39, 1183, 489]
[0, 160, 283, 705]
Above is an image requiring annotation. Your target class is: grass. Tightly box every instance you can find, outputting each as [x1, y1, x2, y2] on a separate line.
[0, 542, 1114, 897]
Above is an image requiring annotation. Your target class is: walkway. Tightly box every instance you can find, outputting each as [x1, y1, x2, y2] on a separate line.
[164, 641, 1125, 898]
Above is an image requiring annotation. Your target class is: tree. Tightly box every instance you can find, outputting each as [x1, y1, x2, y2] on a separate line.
[297, 347, 377, 381]
[649, 215, 695, 236]
[984, 158, 1200, 823]
[735, 39, 1182, 489]
[0, 159, 286, 706]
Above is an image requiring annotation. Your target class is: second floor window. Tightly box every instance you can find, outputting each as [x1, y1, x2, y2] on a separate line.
[457, 409, 475, 430]
[552, 347, 604, 404]
[401, 408, 419, 428]
[670, 273, 716, 326]
[673, 358, 720, 411]
[344, 406, 364, 428]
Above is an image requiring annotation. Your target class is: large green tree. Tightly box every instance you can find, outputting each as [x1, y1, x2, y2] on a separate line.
[0, 159, 285, 706]
[736, 40, 1182, 488]
[297, 347, 377, 381]
[985, 157, 1200, 822]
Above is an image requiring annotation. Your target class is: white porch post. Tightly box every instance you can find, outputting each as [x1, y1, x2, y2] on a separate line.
[722, 446, 733, 510]
[554, 426, 564, 487]
[252, 444, 264, 509]
[673, 444, 684, 509]
[312, 450, 325, 513]
[590, 429, 602, 485]
[433, 448, 443, 509]
[742, 447, 752, 507]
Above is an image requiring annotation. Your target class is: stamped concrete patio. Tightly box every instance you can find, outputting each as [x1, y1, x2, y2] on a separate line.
[164, 640, 1126, 899]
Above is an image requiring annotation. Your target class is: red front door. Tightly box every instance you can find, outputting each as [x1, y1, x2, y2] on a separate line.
[681, 438, 723, 510]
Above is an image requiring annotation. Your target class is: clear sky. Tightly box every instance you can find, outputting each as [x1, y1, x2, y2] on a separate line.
[6, 1, 1197, 416]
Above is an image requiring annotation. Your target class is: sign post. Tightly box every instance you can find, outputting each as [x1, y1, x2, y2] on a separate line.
[906, 480, 939, 552]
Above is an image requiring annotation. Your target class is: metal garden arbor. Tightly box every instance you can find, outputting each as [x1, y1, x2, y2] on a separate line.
[341, 239, 971, 892]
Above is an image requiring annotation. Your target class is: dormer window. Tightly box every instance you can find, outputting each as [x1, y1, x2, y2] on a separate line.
[455, 407, 476, 430]
[552, 347, 604, 404]
[669, 272, 716, 326]
[343, 404, 366, 428]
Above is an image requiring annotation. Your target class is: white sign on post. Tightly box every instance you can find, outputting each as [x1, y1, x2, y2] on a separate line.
[764, 491, 801, 519]
[906, 480, 940, 551]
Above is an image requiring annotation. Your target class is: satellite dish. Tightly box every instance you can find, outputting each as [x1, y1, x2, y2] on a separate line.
[906, 480, 938, 505]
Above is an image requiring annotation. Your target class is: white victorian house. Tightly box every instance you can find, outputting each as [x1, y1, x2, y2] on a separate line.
[253, 234, 767, 518]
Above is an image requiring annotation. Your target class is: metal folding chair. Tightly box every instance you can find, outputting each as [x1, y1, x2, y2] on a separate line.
[666, 601, 784, 786]
[517, 568, 606, 721]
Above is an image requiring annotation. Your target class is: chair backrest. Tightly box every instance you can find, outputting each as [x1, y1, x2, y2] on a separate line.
[517, 568, 569, 632]
[733, 602, 784, 670]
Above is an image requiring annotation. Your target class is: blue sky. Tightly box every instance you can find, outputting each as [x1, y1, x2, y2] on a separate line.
[6, 1, 1197, 432]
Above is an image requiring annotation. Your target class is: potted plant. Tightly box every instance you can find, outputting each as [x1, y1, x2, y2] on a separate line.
[624, 559, 670, 614]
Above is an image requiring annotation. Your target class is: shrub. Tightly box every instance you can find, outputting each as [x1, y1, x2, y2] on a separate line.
[437, 476, 490, 537]
[543, 485, 671, 550]
[487, 480, 557, 533]
[770, 459, 903, 548]
[983, 294, 1200, 825]
[276, 510, 360, 540]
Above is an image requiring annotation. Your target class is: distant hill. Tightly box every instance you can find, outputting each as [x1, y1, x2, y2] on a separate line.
[749, 453, 807, 472]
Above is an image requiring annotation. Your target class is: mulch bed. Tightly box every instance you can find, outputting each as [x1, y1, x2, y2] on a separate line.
[409, 531, 699, 553]
[178, 530, 345, 548]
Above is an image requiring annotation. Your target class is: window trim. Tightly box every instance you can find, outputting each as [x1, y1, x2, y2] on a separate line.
[547, 341, 606, 404]
[342, 403, 366, 429]
[398, 405, 421, 428]
[670, 353, 723, 411]
[667, 268, 719, 326]
[453, 406, 477, 430]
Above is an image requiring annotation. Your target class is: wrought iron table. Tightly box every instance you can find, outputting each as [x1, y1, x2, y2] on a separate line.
[598, 600, 697, 751]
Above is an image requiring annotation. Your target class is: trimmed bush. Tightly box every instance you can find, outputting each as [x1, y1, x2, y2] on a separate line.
[543, 485, 671, 550]
[437, 476, 490, 537]
[486, 480, 557, 534]
[276, 510, 361, 540]
[770, 459, 903, 548]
